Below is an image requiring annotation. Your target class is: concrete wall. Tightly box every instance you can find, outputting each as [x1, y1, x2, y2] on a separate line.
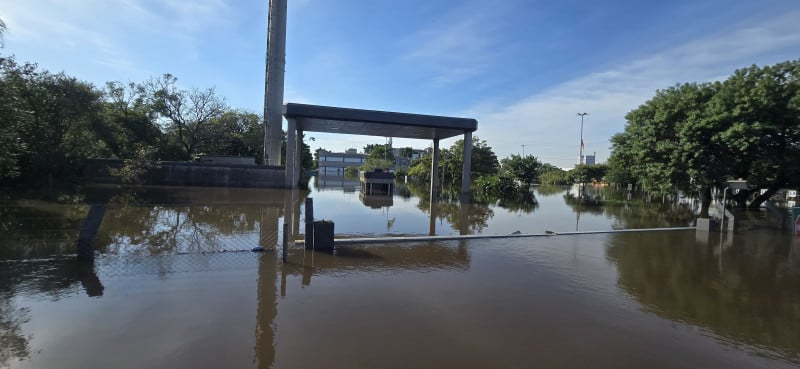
[84, 158, 286, 188]
[198, 155, 257, 166]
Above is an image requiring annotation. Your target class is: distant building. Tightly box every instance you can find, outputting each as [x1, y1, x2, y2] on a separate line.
[391, 148, 427, 169]
[317, 149, 366, 176]
[580, 153, 596, 165]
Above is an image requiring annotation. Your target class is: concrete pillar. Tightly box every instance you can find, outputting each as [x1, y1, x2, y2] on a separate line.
[461, 131, 472, 197]
[285, 118, 296, 188]
[304, 197, 314, 250]
[264, 0, 288, 166]
[294, 129, 303, 186]
[430, 139, 440, 201]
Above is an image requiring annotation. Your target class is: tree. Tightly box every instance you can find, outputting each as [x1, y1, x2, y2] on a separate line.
[441, 138, 499, 183]
[407, 153, 432, 179]
[195, 110, 263, 160]
[608, 60, 800, 209]
[0, 56, 28, 179]
[539, 164, 570, 185]
[99, 81, 161, 159]
[399, 147, 414, 158]
[362, 144, 394, 171]
[707, 62, 800, 208]
[500, 155, 542, 186]
[570, 164, 608, 184]
[0, 57, 106, 186]
[406, 138, 499, 184]
[148, 74, 226, 160]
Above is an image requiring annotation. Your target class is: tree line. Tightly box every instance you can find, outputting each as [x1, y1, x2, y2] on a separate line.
[606, 59, 800, 210]
[0, 54, 311, 188]
[401, 138, 607, 193]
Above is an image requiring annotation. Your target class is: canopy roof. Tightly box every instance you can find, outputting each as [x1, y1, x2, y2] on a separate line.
[283, 103, 477, 140]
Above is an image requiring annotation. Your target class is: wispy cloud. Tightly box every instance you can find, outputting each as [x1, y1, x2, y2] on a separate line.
[403, 2, 510, 87]
[2, 0, 233, 73]
[466, 11, 800, 168]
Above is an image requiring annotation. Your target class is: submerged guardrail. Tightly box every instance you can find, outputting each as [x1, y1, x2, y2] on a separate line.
[292, 226, 696, 246]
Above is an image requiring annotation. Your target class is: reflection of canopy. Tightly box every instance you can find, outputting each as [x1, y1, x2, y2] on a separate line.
[285, 242, 470, 277]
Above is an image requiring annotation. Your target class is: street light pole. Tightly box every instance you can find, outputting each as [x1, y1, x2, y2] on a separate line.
[521, 144, 526, 157]
[577, 113, 588, 165]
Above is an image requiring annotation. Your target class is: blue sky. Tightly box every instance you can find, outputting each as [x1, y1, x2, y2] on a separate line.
[2, 0, 799, 168]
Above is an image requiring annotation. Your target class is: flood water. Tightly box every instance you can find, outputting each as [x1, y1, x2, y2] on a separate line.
[1, 179, 799, 368]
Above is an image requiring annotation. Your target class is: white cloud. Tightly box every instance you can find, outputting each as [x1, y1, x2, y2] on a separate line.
[403, 2, 509, 87]
[466, 11, 800, 168]
[2, 0, 233, 73]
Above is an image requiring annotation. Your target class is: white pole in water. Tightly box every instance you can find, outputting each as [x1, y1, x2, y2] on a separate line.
[264, 0, 287, 166]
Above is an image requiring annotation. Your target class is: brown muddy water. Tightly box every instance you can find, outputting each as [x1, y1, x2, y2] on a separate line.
[1, 181, 799, 368]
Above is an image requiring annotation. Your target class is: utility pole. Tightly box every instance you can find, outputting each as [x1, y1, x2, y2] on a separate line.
[577, 113, 588, 165]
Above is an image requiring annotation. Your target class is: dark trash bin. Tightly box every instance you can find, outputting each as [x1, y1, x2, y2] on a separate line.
[312, 220, 334, 251]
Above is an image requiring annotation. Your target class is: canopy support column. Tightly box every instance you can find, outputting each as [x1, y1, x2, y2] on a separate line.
[461, 131, 472, 198]
[430, 138, 440, 201]
[285, 118, 297, 188]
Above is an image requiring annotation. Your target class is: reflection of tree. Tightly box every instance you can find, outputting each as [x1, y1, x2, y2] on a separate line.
[0, 259, 103, 367]
[607, 231, 800, 362]
[563, 187, 696, 228]
[534, 185, 566, 196]
[491, 190, 538, 214]
[406, 182, 494, 233]
[0, 196, 88, 259]
[0, 297, 30, 367]
[96, 204, 270, 255]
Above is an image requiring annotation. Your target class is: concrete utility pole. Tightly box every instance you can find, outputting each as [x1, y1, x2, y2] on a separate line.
[264, 0, 288, 166]
[577, 112, 588, 165]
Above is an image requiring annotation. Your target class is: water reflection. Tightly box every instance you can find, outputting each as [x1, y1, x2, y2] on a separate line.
[0, 198, 88, 259]
[563, 185, 696, 229]
[1, 180, 708, 262]
[282, 242, 470, 287]
[92, 186, 308, 255]
[0, 259, 103, 367]
[606, 230, 800, 362]
[312, 175, 360, 192]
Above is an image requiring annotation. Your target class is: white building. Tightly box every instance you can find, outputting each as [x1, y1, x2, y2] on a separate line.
[317, 149, 366, 176]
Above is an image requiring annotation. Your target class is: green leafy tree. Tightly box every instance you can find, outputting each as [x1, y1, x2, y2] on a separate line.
[195, 110, 263, 160]
[362, 144, 394, 171]
[99, 81, 161, 159]
[0, 56, 28, 179]
[500, 155, 542, 186]
[608, 60, 800, 209]
[570, 164, 608, 184]
[399, 147, 414, 158]
[539, 164, 570, 185]
[407, 153, 432, 179]
[441, 137, 499, 183]
[405, 138, 499, 184]
[0, 57, 105, 186]
[147, 74, 226, 160]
